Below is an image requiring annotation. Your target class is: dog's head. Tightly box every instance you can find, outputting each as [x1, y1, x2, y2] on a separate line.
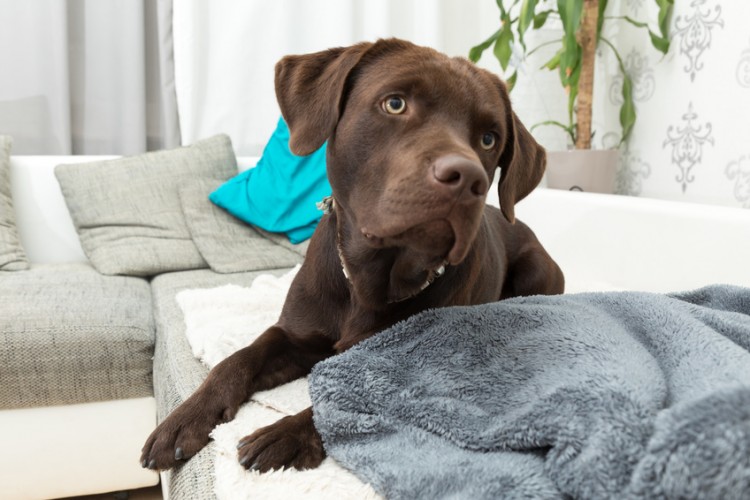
[275, 39, 545, 267]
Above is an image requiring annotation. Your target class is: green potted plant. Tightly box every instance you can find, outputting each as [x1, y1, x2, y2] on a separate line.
[470, 0, 673, 192]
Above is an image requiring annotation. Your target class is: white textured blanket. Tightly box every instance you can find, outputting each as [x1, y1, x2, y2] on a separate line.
[176, 266, 379, 500]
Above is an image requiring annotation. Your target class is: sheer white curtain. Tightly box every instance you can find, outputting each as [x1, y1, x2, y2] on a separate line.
[173, 0, 502, 155]
[0, 0, 180, 154]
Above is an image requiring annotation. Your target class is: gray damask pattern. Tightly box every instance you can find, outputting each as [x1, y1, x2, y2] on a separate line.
[737, 39, 750, 88]
[673, 0, 724, 82]
[609, 50, 655, 105]
[725, 155, 750, 207]
[617, 150, 652, 196]
[627, 0, 644, 15]
[596, 132, 621, 151]
[663, 102, 714, 193]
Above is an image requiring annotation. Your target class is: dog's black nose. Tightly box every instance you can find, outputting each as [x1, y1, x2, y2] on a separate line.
[432, 155, 489, 197]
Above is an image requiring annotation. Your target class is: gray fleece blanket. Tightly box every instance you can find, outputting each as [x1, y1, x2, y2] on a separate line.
[309, 286, 750, 500]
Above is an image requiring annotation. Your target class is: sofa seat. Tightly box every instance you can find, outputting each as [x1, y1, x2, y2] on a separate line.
[0, 262, 154, 409]
[149, 266, 298, 498]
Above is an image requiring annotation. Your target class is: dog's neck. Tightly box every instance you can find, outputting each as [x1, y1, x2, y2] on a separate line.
[319, 196, 448, 306]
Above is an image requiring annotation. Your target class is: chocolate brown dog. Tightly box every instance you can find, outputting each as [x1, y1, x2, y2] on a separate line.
[141, 38, 564, 473]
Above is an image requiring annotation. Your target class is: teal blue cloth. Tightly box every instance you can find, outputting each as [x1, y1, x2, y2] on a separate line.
[209, 118, 330, 243]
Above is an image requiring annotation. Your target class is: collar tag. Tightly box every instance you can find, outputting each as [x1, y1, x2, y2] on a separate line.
[316, 195, 335, 214]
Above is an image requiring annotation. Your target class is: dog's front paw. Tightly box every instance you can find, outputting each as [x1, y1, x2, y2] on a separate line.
[237, 407, 325, 472]
[140, 399, 237, 471]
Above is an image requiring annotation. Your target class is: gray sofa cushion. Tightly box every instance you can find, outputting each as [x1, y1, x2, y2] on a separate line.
[0, 263, 154, 409]
[256, 226, 310, 258]
[55, 134, 237, 277]
[0, 135, 29, 271]
[179, 179, 304, 273]
[150, 267, 295, 498]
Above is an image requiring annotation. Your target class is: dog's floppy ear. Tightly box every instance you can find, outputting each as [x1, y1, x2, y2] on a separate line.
[275, 42, 372, 156]
[495, 81, 547, 224]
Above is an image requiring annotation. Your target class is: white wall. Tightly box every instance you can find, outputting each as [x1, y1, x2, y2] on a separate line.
[604, 0, 750, 208]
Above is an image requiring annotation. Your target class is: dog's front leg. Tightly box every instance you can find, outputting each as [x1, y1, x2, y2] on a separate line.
[237, 406, 323, 471]
[140, 326, 333, 470]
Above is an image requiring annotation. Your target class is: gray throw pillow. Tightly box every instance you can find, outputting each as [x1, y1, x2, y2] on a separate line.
[179, 178, 303, 273]
[0, 135, 29, 271]
[255, 226, 310, 259]
[55, 134, 237, 276]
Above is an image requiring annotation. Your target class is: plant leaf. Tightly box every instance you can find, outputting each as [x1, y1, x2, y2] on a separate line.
[533, 9, 554, 29]
[619, 73, 636, 143]
[619, 15, 670, 54]
[541, 47, 563, 70]
[469, 29, 501, 62]
[531, 120, 577, 145]
[494, 23, 514, 71]
[518, 0, 538, 50]
[506, 71, 518, 92]
[557, 0, 583, 34]
[619, 15, 648, 29]
[496, 0, 507, 17]
[566, 63, 581, 126]
[600, 36, 636, 144]
[648, 31, 670, 54]
[655, 0, 674, 39]
[558, 39, 581, 88]
[528, 39, 561, 58]
[557, 0, 582, 90]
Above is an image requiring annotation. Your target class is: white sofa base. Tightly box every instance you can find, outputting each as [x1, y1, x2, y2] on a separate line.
[0, 397, 159, 500]
[512, 189, 750, 292]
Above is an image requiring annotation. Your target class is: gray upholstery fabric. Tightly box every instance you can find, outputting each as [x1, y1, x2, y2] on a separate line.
[0, 135, 29, 271]
[55, 134, 238, 276]
[179, 179, 303, 273]
[0, 263, 154, 409]
[151, 268, 293, 499]
[256, 226, 310, 258]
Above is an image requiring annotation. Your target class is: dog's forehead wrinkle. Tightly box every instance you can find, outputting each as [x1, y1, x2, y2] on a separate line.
[348, 72, 504, 145]
[357, 49, 497, 109]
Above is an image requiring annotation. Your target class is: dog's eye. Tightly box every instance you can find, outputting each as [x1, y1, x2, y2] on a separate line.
[383, 96, 407, 115]
[480, 133, 497, 150]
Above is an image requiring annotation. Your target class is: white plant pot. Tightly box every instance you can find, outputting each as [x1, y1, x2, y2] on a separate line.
[545, 149, 620, 194]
